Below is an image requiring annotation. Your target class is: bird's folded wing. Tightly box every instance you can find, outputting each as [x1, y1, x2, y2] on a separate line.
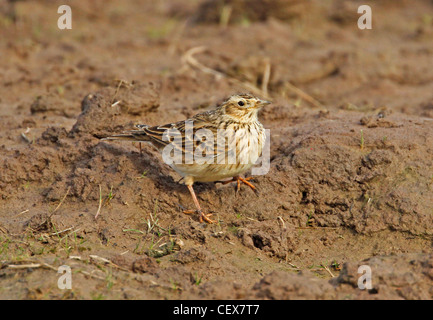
[143, 115, 227, 160]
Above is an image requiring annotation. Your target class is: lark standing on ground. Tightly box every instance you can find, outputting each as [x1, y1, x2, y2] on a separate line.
[103, 94, 270, 223]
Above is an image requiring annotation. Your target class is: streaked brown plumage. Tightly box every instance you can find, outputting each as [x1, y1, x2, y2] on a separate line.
[103, 94, 270, 223]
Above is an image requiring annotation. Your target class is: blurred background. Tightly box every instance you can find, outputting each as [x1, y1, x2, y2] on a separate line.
[1, 0, 432, 122]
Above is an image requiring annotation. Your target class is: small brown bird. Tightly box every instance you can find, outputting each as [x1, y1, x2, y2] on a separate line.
[103, 94, 270, 223]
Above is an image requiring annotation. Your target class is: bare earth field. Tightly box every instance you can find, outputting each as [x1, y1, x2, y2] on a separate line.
[0, 0, 433, 299]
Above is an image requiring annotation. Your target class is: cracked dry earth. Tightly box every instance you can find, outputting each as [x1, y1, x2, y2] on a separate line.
[0, 0, 433, 299]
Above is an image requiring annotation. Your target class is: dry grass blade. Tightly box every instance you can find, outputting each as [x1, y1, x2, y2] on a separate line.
[90, 254, 129, 272]
[277, 216, 286, 229]
[42, 263, 58, 271]
[182, 46, 225, 79]
[0, 224, 7, 234]
[52, 187, 70, 213]
[7, 263, 42, 269]
[14, 209, 29, 217]
[168, 19, 189, 56]
[111, 79, 132, 105]
[220, 5, 232, 27]
[111, 100, 121, 107]
[90, 255, 111, 264]
[296, 226, 338, 230]
[20, 127, 32, 144]
[49, 226, 74, 236]
[321, 263, 336, 277]
[262, 57, 271, 97]
[284, 81, 325, 110]
[59, 228, 81, 242]
[182, 46, 270, 99]
[95, 184, 103, 219]
[79, 270, 107, 281]
[69, 255, 83, 261]
[20, 132, 32, 143]
[7, 262, 57, 271]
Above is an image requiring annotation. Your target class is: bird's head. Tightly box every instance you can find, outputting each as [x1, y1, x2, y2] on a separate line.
[220, 94, 271, 123]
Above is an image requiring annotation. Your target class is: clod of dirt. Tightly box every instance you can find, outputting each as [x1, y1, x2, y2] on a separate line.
[252, 270, 336, 299]
[23, 212, 52, 232]
[196, 280, 246, 299]
[111, 253, 135, 271]
[38, 127, 69, 146]
[70, 81, 160, 137]
[132, 256, 159, 274]
[332, 253, 433, 299]
[153, 265, 197, 291]
[172, 246, 209, 264]
[237, 220, 298, 258]
[171, 220, 209, 244]
[360, 115, 401, 128]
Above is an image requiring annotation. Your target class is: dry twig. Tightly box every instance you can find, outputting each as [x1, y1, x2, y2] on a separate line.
[182, 46, 270, 99]
[7, 262, 57, 271]
[14, 209, 29, 217]
[277, 216, 287, 229]
[220, 5, 232, 27]
[321, 264, 336, 278]
[95, 184, 103, 219]
[52, 187, 70, 213]
[284, 82, 325, 110]
[262, 57, 271, 97]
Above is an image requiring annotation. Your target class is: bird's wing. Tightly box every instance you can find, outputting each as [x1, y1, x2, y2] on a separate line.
[143, 111, 222, 158]
[143, 111, 233, 163]
[105, 110, 229, 161]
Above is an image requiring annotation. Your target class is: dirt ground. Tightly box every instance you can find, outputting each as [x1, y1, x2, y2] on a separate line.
[0, 0, 433, 300]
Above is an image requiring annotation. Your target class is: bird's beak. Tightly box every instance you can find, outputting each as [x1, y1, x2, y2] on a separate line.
[258, 99, 271, 107]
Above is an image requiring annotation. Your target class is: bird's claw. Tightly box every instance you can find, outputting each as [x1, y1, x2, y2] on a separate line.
[183, 209, 216, 224]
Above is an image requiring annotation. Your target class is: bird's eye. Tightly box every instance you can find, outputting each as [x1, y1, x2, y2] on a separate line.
[237, 101, 245, 106]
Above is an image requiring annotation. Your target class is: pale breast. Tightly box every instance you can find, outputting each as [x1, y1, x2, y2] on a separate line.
[171, 121, 265, 182]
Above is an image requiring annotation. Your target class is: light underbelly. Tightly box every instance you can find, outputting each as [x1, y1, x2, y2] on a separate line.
[170, 125, 265, 182]
[191, 163, 254, 182]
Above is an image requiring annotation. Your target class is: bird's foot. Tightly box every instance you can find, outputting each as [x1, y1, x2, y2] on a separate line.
[217, 176, 258, 194]
[183, 209, 216, 224]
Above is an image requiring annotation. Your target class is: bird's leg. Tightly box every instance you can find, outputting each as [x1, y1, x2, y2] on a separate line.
[133, 142, 143, 156]
[219, 176, 257, 193]
[183, 185, 216, 224]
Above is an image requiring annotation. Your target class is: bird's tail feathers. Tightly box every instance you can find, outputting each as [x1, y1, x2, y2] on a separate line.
[102, 130, 150, 142]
